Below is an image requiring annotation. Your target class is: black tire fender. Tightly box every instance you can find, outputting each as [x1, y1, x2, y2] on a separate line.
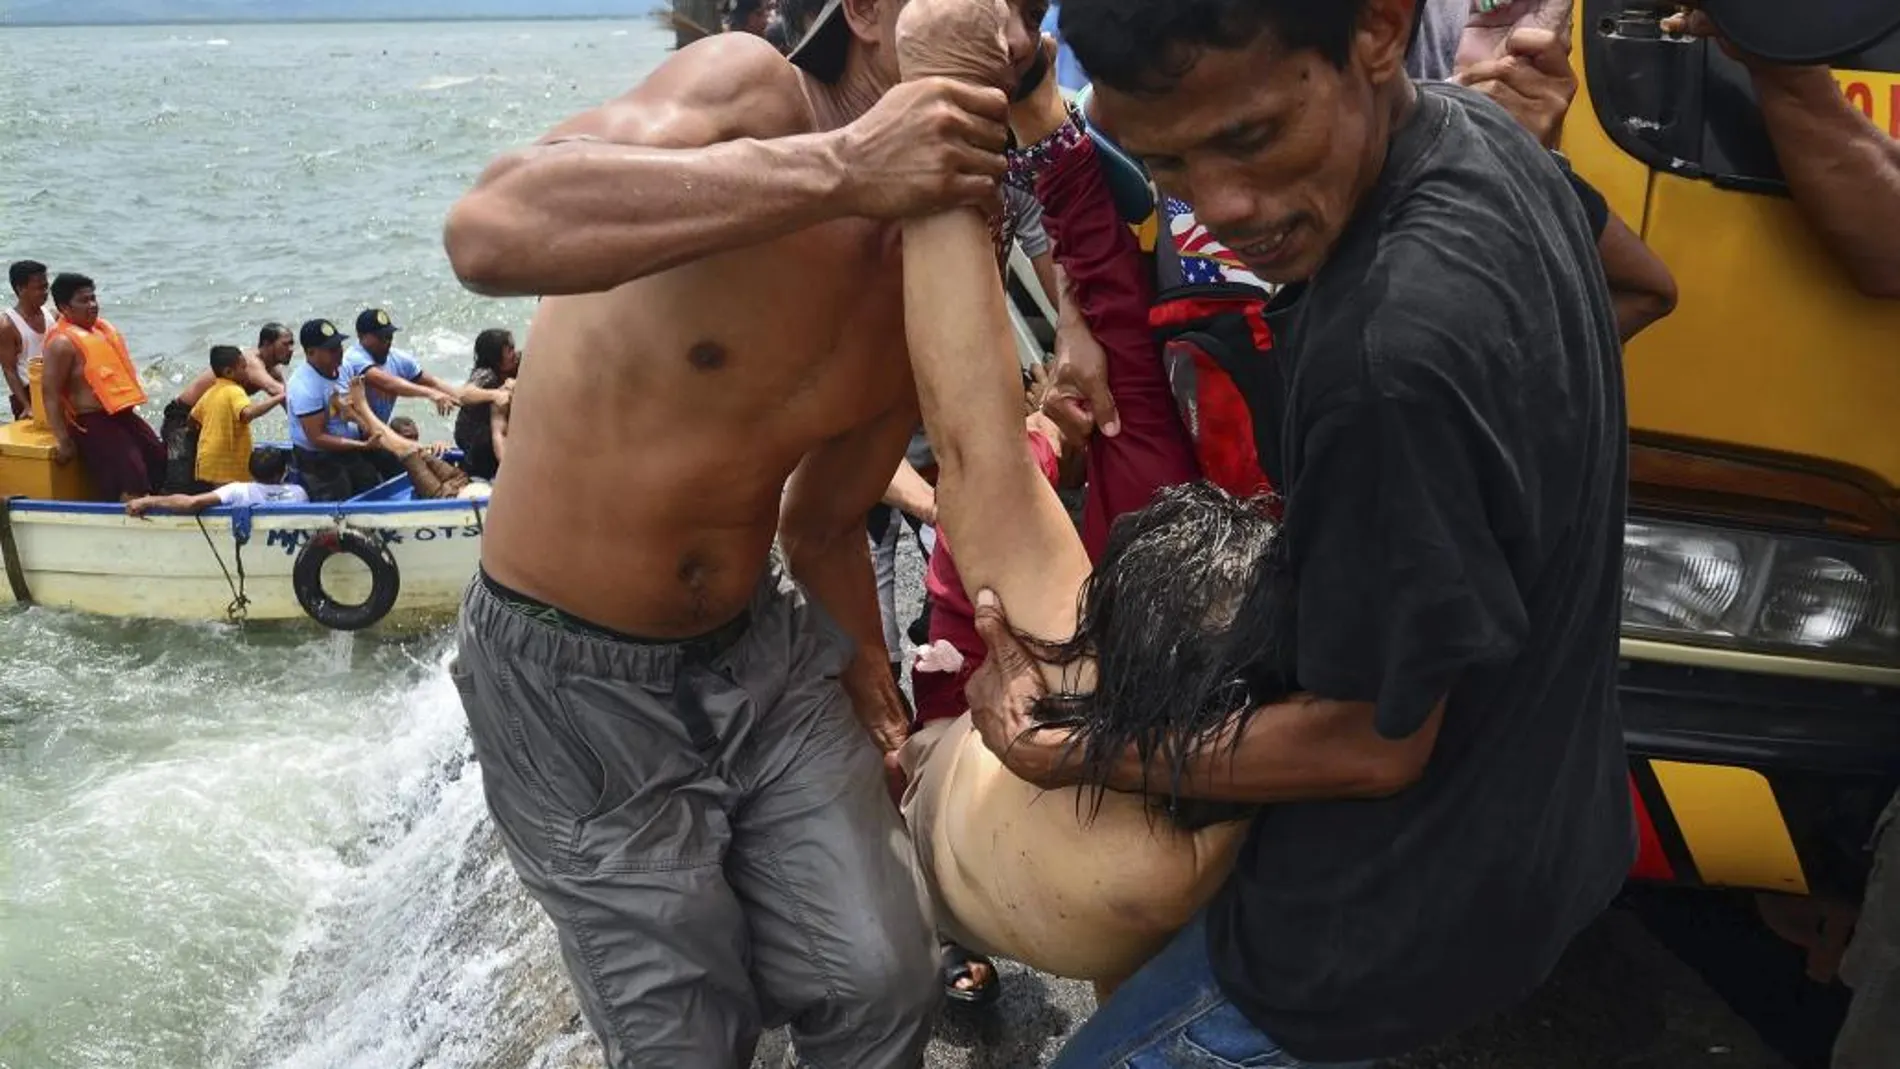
[293, 528, 400, 631]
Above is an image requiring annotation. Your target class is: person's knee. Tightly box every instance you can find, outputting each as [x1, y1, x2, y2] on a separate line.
[833, 904, 938, 1026]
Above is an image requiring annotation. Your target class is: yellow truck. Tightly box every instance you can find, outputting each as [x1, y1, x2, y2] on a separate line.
[1562, 4, 1899, 916]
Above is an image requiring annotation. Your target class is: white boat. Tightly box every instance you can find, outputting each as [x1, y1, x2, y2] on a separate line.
[1, 385, 482, 628]
[0, 483, 484, 628]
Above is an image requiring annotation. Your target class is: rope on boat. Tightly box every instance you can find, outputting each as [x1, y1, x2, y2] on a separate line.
[0, 496, 30, 604]
[195, 513, 250, 622]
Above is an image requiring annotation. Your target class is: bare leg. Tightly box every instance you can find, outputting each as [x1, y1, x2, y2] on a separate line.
[347, 381, 417, 460]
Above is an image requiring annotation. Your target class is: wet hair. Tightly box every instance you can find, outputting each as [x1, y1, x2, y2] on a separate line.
[250, 446, 291, 484]
[1059, 0, 1367, 95]
[472, 328, 514, 375]
[50, 272, 94, 310]
[208, 345, 243, 376]
[9, 260, 46, 295]
[1023, 482, 1294, 830]
[389, 416, 421, 441]
[258, 322, 290, 347]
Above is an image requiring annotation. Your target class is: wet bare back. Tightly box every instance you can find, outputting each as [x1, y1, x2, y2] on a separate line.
[901, 716, 1243, 983]
[478, 40, 918, 638]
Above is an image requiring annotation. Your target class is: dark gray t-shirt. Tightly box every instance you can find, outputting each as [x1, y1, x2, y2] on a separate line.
[1206, 83, 1636, 1062]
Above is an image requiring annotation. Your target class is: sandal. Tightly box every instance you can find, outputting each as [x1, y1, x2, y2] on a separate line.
[940, 941, 1001, 1007]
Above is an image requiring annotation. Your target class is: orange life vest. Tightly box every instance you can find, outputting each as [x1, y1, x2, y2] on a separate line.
[45, 316, 147, 418]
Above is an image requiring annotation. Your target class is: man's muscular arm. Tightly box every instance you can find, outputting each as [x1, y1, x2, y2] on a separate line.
[1753, 66, 1900, 298]
[970, 601, 1444, 801]
[41, 336, 78, 461]
[1663, 6, 1900, 298]
[444, 34, 1008, 297]
[780, 406, 923, 755]
[352, 367, 455, 419]
[0, 320, 25, 411]
[881, 457, 938, 526]
[237, 356, 286, 398]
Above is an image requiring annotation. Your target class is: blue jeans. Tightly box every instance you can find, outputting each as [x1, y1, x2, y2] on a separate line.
[1050, 914, 1375, 1069]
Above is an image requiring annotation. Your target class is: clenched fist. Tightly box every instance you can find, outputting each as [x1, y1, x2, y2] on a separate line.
[835, 76, 1010, 218]
[896, 0, 1013, 89]
[1457, 0, 1572, 69]
[1451, 26, 1577, 148]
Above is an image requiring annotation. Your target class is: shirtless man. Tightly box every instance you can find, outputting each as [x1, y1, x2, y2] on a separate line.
[2, 260, 50, 420]
[42, 273, 167, 501]
[178, 322, 294, 404]
[439, 0, 1024, 1063]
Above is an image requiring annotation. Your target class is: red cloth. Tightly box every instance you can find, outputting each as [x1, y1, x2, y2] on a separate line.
[1035, 138, 1200, 560]
[72, 409, 164, 500]
[912, 137, 1203, 725]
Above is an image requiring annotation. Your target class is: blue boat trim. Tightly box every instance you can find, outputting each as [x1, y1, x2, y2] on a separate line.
[10, 440, 483, 519]
[7, 497, 475, 518]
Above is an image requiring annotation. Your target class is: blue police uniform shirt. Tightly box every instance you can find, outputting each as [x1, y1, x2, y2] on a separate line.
[341, 343, 424, 424]
[286, 361, 359, 449]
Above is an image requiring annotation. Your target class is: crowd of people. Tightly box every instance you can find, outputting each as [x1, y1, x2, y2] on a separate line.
[0, 261, 522, 510]
[437, 0, 1900, 1066]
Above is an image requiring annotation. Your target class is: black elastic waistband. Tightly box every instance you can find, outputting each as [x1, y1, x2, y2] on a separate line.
[478, 568, 751, 657]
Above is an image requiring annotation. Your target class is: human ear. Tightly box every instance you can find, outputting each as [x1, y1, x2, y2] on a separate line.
[842, 0, 884, 44]
[1354, 0, 1416, 86]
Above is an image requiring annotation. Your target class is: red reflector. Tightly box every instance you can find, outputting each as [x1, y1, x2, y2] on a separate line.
[1628, 774, 1675, 882]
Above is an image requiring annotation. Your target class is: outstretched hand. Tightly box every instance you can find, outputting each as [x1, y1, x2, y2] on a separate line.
[967, 588, 1079, 789]
[896, 0, 1013, 88]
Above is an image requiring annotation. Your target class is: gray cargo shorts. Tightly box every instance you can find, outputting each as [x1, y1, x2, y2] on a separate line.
[451, 568, 938, 1069]
[1838, 789, 1900, 1069]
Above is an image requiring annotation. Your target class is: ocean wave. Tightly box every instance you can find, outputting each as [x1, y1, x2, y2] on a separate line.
[218, 652, 581, 1069]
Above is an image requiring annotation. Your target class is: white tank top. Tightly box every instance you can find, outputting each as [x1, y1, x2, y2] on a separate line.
[4, 306, 46, 361]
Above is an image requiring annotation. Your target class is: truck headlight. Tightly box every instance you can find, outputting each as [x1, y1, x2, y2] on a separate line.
[1621, 519, 1899, 668]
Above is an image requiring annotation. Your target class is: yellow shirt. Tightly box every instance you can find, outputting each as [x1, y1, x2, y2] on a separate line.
[191, 379, 254, 485]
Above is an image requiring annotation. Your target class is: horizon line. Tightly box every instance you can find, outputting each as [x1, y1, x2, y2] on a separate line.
[0, 12, 668, 29]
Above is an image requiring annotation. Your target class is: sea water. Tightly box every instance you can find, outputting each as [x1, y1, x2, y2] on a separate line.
[0, 21, 1067, 1068]
[0, 20, 664, 1068]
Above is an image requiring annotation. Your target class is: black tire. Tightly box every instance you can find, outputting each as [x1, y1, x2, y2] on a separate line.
[293, 528, 400, 631]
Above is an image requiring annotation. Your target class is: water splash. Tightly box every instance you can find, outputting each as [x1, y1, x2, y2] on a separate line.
[324, 629, 356, 674]
[219, 656, 584, 1069]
